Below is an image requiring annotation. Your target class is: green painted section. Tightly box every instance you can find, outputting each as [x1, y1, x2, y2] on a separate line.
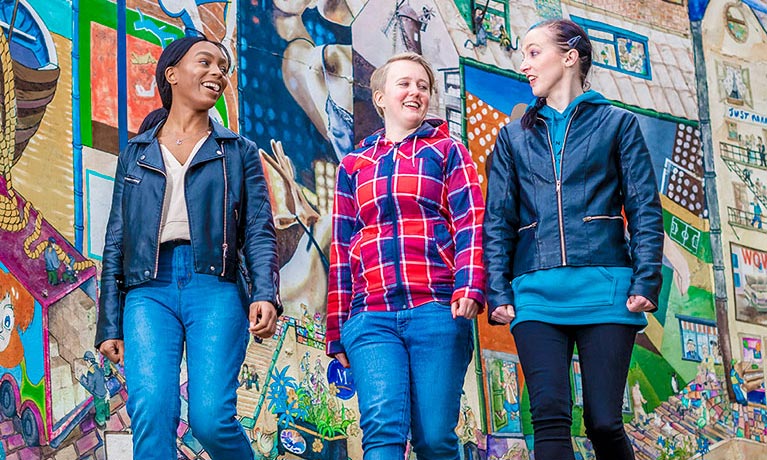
[20, 360, 48, 433]
[663, 209, 713, 263]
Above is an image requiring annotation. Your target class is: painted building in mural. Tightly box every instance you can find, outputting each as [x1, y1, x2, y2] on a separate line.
[0, 0, 764, 459]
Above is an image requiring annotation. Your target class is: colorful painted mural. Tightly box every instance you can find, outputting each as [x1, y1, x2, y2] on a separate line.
[0, 0, 764, 459]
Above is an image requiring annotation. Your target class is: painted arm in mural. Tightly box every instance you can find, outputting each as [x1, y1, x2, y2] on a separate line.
[617, 113, 664, 312]
[95, 151, 129, 364]
[444, 141, 486, 320]
[483, 127, 518, 325]
[273, 0, 354, 159]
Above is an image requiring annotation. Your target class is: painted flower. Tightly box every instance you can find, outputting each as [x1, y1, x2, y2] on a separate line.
[312, 438, 323, 453]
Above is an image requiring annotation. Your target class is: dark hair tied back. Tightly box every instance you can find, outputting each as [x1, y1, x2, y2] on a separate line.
[520, 19, 592, 130]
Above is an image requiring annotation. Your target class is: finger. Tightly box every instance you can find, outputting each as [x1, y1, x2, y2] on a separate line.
[505, 305, 516, 318]
[336, 353, 350, 369]
[465, 303, 479, 319]
[456, 300, 468, 318]
[451, 302, 458, 319]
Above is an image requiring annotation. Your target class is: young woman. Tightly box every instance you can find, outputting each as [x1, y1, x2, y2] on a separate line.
[95, 36, 280, 460]
[325, 52, 485, 460]
[483, 19, 664, 460]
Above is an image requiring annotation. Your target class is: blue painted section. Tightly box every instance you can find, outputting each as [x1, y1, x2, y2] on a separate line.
[25, 0, 71, 39]
[463, 64, 533, 115]
[72, 0, 83, 250]
[134, 7, 177, 48]
[687, 0, 709, 22]
[118, 0, 128, 151]
[0, 0, 54, 68]
[743, 0, 767, 15]
[19, 301, 44, 385]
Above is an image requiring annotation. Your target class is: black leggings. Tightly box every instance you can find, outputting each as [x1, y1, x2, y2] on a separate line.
[512, 321, 638, 460]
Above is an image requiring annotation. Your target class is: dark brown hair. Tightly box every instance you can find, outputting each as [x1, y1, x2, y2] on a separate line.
[521, 19, 592, 130]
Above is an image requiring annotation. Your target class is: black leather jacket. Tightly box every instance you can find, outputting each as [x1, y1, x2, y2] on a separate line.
[483, 103, 664, 319]
[95, 120, 280, 346]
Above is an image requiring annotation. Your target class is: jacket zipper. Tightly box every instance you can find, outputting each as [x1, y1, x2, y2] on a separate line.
[221, 142, 228, 276]
[542, 106, 578, 266]
[583, 215, 623, 222]
[387, 141, 406, 306]
[139, 159, 167, 278]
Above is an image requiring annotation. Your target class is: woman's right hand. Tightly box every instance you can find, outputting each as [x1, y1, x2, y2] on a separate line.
[333, 352, 350, 368]
[98, 339, 125, 365]
[490, 305, 516, 324]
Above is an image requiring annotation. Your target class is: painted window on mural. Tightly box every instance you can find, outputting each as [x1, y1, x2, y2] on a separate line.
[742, 335, 763, 363]
[571, 16, 652, 80]
[473, 0, 510, 42]
[483, 351, 523, 435]
[678, 316, 720, 363]
[725, 3, 749, 43]
[572, 357, 584, 406]
[717, 61, 752, 108]
[447, 108, 463, 140]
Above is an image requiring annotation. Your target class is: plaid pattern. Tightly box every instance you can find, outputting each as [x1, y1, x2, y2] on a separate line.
[326, 119, 485, 355]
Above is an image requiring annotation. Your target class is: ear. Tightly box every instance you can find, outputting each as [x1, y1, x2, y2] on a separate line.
[563, 48, 580, 68]
[165, 66, 178, 85]
[373, 90, 385, 112]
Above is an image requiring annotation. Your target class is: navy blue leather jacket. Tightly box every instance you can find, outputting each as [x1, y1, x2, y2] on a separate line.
[95, 120, 280, 347]
[483, 103, 664, 319]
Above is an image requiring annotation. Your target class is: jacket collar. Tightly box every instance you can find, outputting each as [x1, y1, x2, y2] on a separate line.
[129, 117, 238, 145]
[133, 118, 238, 171]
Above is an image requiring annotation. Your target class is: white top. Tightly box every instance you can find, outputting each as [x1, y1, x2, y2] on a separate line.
[159, 136, 208, 243]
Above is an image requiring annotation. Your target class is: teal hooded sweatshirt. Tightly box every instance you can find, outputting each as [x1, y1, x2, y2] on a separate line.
[510, 91, 648, 330]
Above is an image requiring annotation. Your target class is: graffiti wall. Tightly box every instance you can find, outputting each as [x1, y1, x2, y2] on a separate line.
[0, 0, 764, 459]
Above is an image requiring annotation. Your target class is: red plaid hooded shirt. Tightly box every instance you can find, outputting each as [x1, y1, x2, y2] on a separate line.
[326, 119, 486, 355]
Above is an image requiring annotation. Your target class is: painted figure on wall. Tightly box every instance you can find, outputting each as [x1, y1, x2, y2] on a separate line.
[76, 350, 110, 427]
[0, 271, 34, 369]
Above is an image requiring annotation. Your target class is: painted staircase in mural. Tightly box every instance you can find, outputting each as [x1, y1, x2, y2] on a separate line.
[719, 141, 767, 207]
[236, 325, 287, 424]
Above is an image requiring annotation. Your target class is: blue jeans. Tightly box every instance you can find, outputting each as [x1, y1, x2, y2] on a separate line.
[341, 302, 473, 460]
[512, 321, 638, 460]
[123, 243, 253, 460]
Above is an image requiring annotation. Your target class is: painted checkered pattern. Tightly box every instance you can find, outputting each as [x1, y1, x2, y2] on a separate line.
[326, 120, 485, 355]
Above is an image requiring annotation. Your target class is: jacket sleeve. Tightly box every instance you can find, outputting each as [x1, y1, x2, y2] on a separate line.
[618, 114, 665, 309]
[325, 161, 355, 356]
[482, 127, 520, 324]
[444, 141, 486, 307]
[241, 140, 282, 313]
[95, 151, 128, 348]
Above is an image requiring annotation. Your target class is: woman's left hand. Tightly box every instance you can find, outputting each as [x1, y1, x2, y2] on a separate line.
[248, 301, 278, 338]
[451, 297, 480, 320]
[626, 295, 655, 312]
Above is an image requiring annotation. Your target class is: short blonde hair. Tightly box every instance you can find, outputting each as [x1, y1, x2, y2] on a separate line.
[370, 52, 436, 118]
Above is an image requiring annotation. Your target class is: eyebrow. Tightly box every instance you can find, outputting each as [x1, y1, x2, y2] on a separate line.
[194, 50, 228, 65]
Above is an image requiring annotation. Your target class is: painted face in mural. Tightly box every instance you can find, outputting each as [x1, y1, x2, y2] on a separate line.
[165, 41, 229, 111]
[374, 60, 431, 135]
[520, 26, 578, 98]
[0, 293, 14, 352]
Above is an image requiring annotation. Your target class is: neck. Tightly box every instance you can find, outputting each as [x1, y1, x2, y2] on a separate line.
[545, 77, 585, 112]
[161, 105, 210, 135]
[384, 120, 422, 144]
